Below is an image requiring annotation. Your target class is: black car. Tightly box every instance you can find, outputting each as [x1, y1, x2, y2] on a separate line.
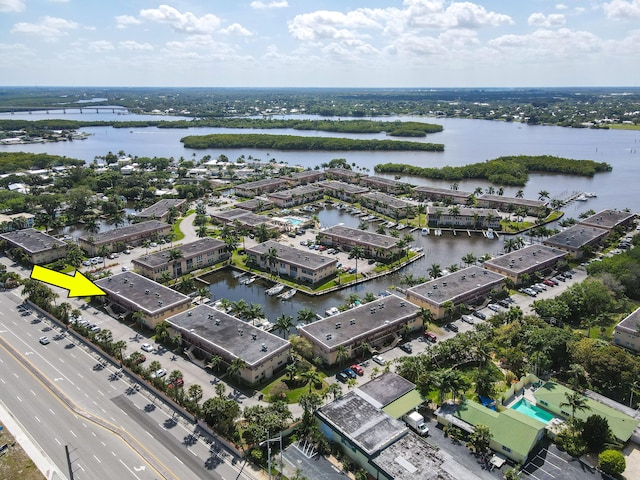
[472, 311, 486, 320]
[336, 372, 349, 383]
[343, 368, 357, 379]
[497, 299, 510, 308]
[446, 323, 459, 332]
[399, 343, 413, 354]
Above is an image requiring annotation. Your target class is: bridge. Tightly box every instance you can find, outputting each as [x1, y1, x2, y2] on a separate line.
[0, 106, 129, 114]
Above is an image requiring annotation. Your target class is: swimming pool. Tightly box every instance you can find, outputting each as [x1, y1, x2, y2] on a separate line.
[285, 217, 303, 226]
[510, 398, 555, 424]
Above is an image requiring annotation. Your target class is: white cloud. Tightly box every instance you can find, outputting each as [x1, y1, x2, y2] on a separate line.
[555, 3, 568, 10]
[251, 1, 288, 9]
[489, 28, 601, 59]
[528, 13, 566, 28]
[220, 23, 252, 36]
[119, 40, 153, 51]
[0, 0, 25, 12]
[47, 0, 71, 3]
[88, 40, 114, 52]
[603, 0, 640, 20]
[115, 15, 142, 29]
[405, 0, 513, 29]
[11, 16, 79, 40]
[139, 5, 221, 34]
[289, 9, 383, 41]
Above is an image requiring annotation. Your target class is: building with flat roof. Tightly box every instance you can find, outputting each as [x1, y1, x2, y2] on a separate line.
[412, 186, 472, 204]
[614, 308, 640, 353]
[483, 245, 567, 285]
[136, 198, 187, 222]
[132, 238, 229, 281]
[323, 168, 364, 183]
[317, 225, 401, 260]
[318, 180, 369, 203]
[436, 400, 545, 464]
[246, 240, 337, 285]
[359, 175, 409, 194]
[297, 294, 420, 365]
[543, 224, 609, 258]
[0, 228, 67, 264]
[533, 382, 639, 443]
[358, 192, 413, 219]
[266, 184, 325, 208]
[210, 209, 279, 233]
[0, 212, 35, 231]
[406, 266, 505, 319]
[579, 209, 636, 231]
[234, 178, 288, 198]
[281, 170, 325, 186]
[95, 272, 191, 329]
[235, 198, 274, 212]
[427, 206, 502, 229]
[78, 220, 171, 256]
[166, 305, 290, 385]
[477, 194, 547, 215]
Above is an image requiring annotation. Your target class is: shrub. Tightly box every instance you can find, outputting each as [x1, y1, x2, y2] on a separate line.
[598, 449, 625, 475]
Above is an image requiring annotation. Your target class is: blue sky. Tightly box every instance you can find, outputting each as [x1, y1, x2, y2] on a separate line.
[1, 0, 639, 87]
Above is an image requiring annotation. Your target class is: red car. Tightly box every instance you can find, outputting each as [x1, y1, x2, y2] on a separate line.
[168, 378, 184, 389]
[424, 332, 437, 343]
[350, 364, 364, 376]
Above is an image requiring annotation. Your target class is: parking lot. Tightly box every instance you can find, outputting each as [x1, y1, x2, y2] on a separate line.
[522, 445, 598, 480]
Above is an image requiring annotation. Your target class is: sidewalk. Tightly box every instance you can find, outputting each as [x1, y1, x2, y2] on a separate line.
[0, 398, 67, 480]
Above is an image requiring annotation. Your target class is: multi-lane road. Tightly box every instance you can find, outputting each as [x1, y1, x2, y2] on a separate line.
[0, 289, 258, 480]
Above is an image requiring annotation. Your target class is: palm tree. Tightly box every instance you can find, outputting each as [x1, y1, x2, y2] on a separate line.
[155, 321, 169, 343]
[538, 190, 550, 201]
[468, 424, 492, 455]
[113, 340, 127, 361]
[274, 314, 294, 338]
[57, 302, 71, 323]
[349, 245, 365, 280]
[168, 248, 183, 279]
[428, 263, 443, 279]
[297, 308, 317, 325]
[197, 225, 209, 238]
[226, 357, 247, 382]
[300, 368, 323, 393]
[336, 345, 350, 366]
[255, 223, 271, 243]
[326, 383, 343, 401]
[416, 204, 426, 227]
[560, 391, 590, 428]
[497, 187, 504, 196]
[266, 247, 279, 276]
[206, 355, 222, 372]
[84, 216, 100, 235]
[187, 384, 203, 404]
[461, 253, 476, 267]
[515, 189, 524, 198]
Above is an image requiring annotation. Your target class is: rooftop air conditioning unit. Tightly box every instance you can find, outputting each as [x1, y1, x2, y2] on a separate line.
[215, 319, 220, 326]
[145, 289, 150, 294]
[335, 322, 341, 329]
[400, 302, 405, 307]
[261, 343, 268, 351]
[187, 311, 192, 316]
[326, 334, 332, 340]
[251, 333, 257, 340]
[158, 301, 163, 306]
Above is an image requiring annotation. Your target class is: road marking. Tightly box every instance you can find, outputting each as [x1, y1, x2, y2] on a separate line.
[190, 449, 198, 456]
[173, 455, 184, 465]
[58, 358, 65, 363]
[111, 451, 116, 456]
[145, 430, 153, 438]
[77, 373, 83, 378]
[82, 422, 87, 428]
[98, 390, 104, 396]
[30, 389, 36, 396]
[49, 408, 55, 415]
[70, 430, 76, 438]
[0, 379, 4, 384]
[93, 454, 101, 464]
[13, 372, 19, 379]
[93, 401, 98, 406]
[119, 459, 142, 480]
[70, 353, 76, 358]
[544, 449, 568, 463]
[91, 432, 96, 437]
[78, 464, 85, 472]
[101, 441, 106, 447]
[34, 416, 41, 423]
[55, 438, 61, 446]
[16, 395, 22, 403]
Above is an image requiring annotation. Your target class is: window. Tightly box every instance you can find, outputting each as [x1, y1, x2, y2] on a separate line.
[501, 446, 511, 453]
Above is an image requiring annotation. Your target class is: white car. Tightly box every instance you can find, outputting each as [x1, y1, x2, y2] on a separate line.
[151, 368, 166, 379]
[487, 304, 501, 312]
[461, 315, 475, 324]
[141, 343, 154, 352]
[372, 355, 387, 366]
[39, 336, 50, 345]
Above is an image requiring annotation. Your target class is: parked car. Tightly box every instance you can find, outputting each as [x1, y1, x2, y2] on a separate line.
[151, 368, 167, 379]
[424, 332, 437, 343]
[336, 372, 349, 383]
[168, 378, 184, 389]
[497, 300, 510, 308]
[350, 364, 364, 376]
[82, 260, 92, 267]
[372, 355, 387, 365]
[555, 276, 566, 282]
[343, 368, 357, 379]
[141, 343, 154, 352]
[461, 315, 475, 324]
[543, 279, 555, 287]
[548, 278, 559, 285]
[399, 343, 413, 354]
[472, 311, 486, 320]
[563, 271, 573, 279]
[445, 323, 459, 332]
[487, 303, 501, 312]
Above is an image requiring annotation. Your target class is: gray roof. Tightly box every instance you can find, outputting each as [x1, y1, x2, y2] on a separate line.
[478, 194, 546, 208]
[267, 184, 324, 200]
[136, 199, 185, 218]
[319, 225, 399, 249]
[166, 305, 289, 367]
[210, 209, 271, 227]
[78, 220, 170, 244]
[247, 240, 337, 272]
[483, 245, 567, 274]
[407, 266, 505, 306]
[427, 205, 501, 217]
[579, 209, 636, 230]
[298, 294, 419, 348]
[318, 180, 370, 194]
[0, 228, 66, 253]
[316, 391, 407, 456]
[359, 191, 412, 209]
[236, 198, 274, 211]
[363, 175, 406, 187]
[357, 372, 417, 408]
[132, 238, 225, 269]
[211, 208, 252, 221]
[95, 271, 191, 315]
[324, 168, 362, 178]
[543, 224, 609, 250]
[412, 185, 472, 198]
[235, 178, 288, 190]
[616, 308, 640, 336]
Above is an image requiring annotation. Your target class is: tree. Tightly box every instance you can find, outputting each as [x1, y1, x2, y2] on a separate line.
[467, 424, 492, 455]
[428, 263, 443, 279]
[274, 314, 294, 338]
[560, 391, 590, 428]
[538, 190, 550, 201]
[168, 248, 183, 278]
[300, 368, 323, 393]
[206, 355, 222, 372]
[326, 383, 343, 401]
[266, 247, 279, 276]
[226, 357, 247, 382]
[598, 449, 625, 475]
[336, 345, 350, 366]
[349, 245, 365, 280]
[155, 321, 170, 343]
[187, 384, 203, 404]
[581, 415, 611, 453]
[197, 225, 209, 238]
[297, 308, 317, 325]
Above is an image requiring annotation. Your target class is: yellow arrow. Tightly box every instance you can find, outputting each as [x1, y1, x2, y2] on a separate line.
[30, 265, 106, 298]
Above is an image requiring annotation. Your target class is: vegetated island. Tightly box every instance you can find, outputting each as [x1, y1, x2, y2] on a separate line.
[180, 133, 444, 151]
[0, 118, 443, 137]
[374, 155, 612, 186]
[0, 151, 84, 174]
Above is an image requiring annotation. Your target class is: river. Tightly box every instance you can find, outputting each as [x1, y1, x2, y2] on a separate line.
[3, 110, 639, 324]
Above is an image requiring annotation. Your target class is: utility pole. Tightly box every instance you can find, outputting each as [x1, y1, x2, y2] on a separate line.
[65, 445, 75, 480]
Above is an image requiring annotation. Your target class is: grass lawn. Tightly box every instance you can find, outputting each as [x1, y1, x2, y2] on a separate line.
[261, 371, 329, 403]
[172, 219, 185, 241]
[0, 429, 44, 480]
